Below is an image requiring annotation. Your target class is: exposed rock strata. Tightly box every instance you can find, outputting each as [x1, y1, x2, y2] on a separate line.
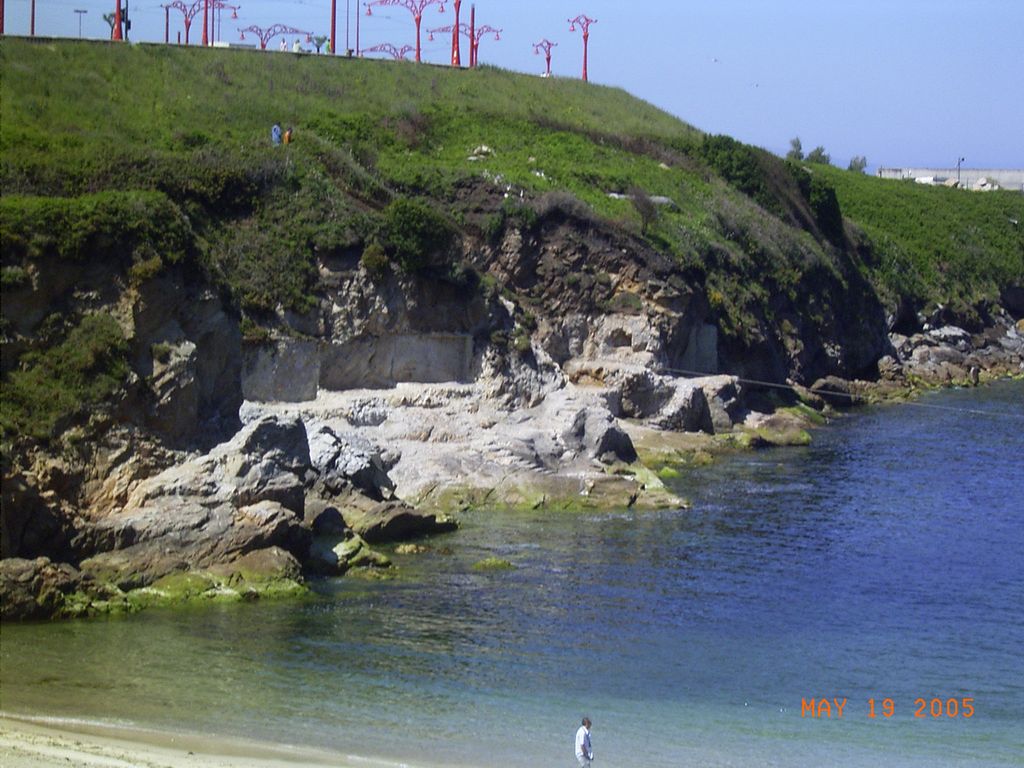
[3, 198, 1022, 622]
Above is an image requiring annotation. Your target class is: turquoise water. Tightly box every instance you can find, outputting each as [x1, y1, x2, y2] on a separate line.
[2, 381, 1023, 766]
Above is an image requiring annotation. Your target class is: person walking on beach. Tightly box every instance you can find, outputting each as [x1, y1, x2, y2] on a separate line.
[574, 717, 593, 767]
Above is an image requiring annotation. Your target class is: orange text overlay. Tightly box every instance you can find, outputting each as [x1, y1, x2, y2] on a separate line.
[801, 697, 975, 719]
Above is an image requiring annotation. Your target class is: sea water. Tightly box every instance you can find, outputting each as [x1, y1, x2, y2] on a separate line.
[2, 381, 1022, 767]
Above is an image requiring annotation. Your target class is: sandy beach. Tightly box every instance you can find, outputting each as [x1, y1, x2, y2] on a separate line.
[0, 715, 404, 768]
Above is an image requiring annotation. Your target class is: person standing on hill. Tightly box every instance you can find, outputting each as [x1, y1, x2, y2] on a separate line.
[574, 717, 593, 767]
[279, 37, 287, 52]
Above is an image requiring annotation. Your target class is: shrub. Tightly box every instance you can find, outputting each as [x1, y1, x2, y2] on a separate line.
[0, 191, 192, 266]
[1, 313, 130, 442]
[629, 185, 658, 235]
[360, 241, 390, 279]
[699, 135, 773, 209]
[805, 146, 831, 165]
[532, 191, 591, 222]
[381, 198, 456, 272]
[786, 137, 804, 162]
[1, 265, 30, 289]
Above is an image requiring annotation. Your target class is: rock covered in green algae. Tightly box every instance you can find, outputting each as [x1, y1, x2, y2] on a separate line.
[64, 547, 308, 618]
[0, 557, 82, 621]
[307, 532, 392, 575]
[471, 557, 515, 572]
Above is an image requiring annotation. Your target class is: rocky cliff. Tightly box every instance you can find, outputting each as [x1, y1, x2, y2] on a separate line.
[2, 40, 1022, 620]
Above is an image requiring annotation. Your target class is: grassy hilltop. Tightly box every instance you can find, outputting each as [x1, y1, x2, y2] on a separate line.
[2, 38, 1022, 447]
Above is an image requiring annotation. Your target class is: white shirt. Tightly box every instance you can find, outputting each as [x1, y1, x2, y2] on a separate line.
[575, 725, 592, 760]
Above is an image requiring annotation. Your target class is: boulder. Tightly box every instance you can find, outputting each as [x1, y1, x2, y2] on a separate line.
[810, 376, 859, 408]
[927, 326, 971, 351]
[75, 415, 313, 589]
[562, 408, 638, 464]
[307, 423, 396, 500]
[206, 546, 304, 585]
[616, 369, 674, 418]
[80, 499, 309, 590]
[877, 355, 904, 381]
[650, 380, 714, 434]
[696, 375, 745, 431]
[0, 557, 82, 621]
[343, 500, 457, 544]
[307, 533, 391, 575]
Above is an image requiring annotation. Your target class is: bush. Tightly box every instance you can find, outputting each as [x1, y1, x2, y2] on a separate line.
[0, 191, 192, 266]
[699, 135, 774, 211]
[532, 191, 590, 223]
[1, 265, 30, 289]
[629, 185, 658, 235]
[360, 241, 389, 279]
[805, 146, 831, 165]
[1, 313, 130, 442]
[381, 198, 456, 272]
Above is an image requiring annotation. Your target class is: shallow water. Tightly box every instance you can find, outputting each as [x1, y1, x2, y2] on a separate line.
[2, 381, 1023, 767]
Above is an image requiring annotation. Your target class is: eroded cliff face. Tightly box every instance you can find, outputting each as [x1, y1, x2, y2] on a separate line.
[3, 196, 1022, 621]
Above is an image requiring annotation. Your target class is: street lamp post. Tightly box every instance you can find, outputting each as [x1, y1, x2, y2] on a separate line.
[362, 41, 415, 59]
[568, 14, 596, 81]
[957, 157, 966, 186]
[238, 23, 313, 50]
[533, 38, 557, 77]
[112, 0, 122, 39]
[212, 2, 239, 44]
[429, 19, 499, 68]
[74, 8, 88, 37]
[450, 0, 460, 66]
[365, 0, 446, 63]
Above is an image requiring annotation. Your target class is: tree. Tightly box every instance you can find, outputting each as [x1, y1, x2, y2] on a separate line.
[313, 35, 328, 53]
[786, 137, 804, 162]
[848, 155, 868, 173]
[629, 186, 658, 236]
[805, 146, 831, 165]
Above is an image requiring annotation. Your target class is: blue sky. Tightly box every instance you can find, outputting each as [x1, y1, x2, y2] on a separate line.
[6, 0, 1023, 170]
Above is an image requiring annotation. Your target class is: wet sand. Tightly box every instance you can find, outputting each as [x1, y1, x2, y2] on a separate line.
[0, 715, 402, 768]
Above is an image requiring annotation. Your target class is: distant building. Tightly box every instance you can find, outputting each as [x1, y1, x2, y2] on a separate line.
[876, 168, 1024, 192]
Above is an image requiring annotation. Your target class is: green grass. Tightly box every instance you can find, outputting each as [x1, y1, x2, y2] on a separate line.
[813, 164, 1024, 309]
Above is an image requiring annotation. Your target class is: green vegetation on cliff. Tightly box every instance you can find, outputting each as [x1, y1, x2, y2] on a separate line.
[2, 39, 1022, 451]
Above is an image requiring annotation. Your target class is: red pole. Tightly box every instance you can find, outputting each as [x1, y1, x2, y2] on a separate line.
[112, 0, 122, 39]
[202, 0, 208, 45]
[413, 11, 421, 62]
[331, 0, 337, 54]
[451, 0, 460, 66]
[184, 17, 191, 43]
[469, 4, 475, 67]
[582, 28, 589, 81]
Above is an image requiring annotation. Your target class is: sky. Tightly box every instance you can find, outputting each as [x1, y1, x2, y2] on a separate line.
[5, 0, 1024, 171]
